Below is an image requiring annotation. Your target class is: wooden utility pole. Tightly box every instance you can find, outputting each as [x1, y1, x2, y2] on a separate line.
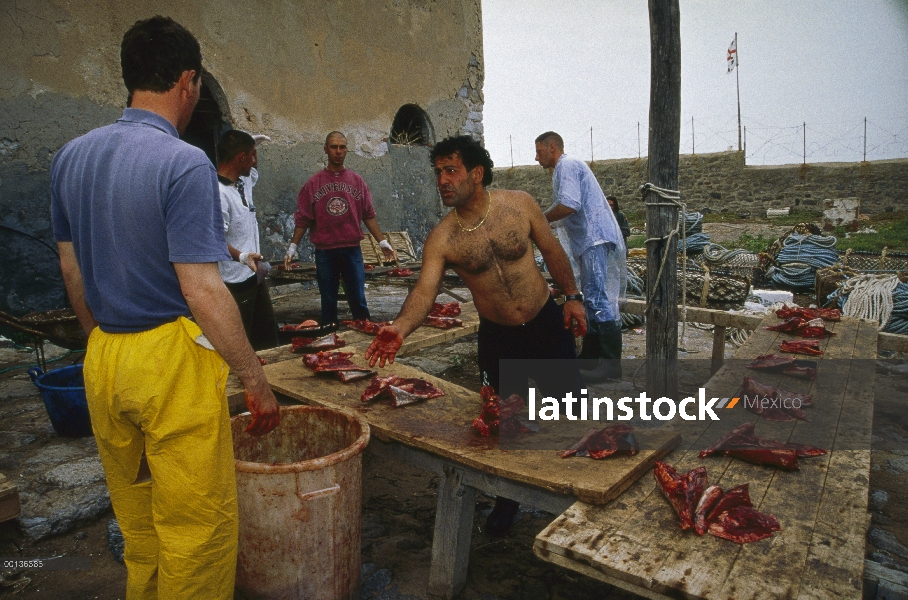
[645, 0, 681, 398]
[734, 32, 742, 152]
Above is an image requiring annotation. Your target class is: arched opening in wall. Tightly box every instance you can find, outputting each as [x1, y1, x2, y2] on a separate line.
[181, 71, 233, 165]
[390, 104, 434, 147]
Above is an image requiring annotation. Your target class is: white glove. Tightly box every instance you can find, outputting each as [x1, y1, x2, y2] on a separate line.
[252, 134, 271, 144]
[379, 240, 393, 252]
[285, 243, 298, 261]
[238, 252, 256, 270]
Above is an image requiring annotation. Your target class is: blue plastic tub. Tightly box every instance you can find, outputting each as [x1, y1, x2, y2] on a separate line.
[28, 365, 93, 437]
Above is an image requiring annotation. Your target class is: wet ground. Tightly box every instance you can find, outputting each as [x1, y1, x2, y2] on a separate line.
[0, 282, 905, 599]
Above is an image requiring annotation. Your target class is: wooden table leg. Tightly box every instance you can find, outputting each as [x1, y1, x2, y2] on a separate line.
[428, 465, 476, 599]
[711, 325, 726, 375]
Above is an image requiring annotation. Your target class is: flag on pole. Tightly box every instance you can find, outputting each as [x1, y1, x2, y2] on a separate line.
[727, 37, 738, 73]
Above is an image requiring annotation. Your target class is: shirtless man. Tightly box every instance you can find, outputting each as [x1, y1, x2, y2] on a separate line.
[365, 135, 585, 535]
[365, 135, 585, 379]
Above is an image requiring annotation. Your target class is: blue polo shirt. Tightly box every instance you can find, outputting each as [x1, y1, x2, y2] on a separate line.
[51, 108, 230, 333]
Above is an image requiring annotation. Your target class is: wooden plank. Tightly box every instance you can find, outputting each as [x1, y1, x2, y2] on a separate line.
[0, 473, 20, 522]
[264, 355, 679, 505]
[639, 313, 807, 597]
[878, 331, 908, 353]
[427, 466, 475, 599]
[795, 318, 876, 600]
[227, 302, 480, 410]
[622, 299, 763, 330]
[531, 317, 792, 595]
[685, 317, 863, 598]
[531, 547, 667, 600]
[534, 314, 874, 599]
[865, 560, 908, 590]
[627, 299, 902, 356]
[533, 405, 730, 594]
[710, 324, 726, 374]
[795, 479, 870, 600]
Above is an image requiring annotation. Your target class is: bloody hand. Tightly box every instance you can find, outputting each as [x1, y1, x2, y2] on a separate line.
[562, 299, 587, 337]
[365, 326, 404, 368]
[244, 388, 280, 436]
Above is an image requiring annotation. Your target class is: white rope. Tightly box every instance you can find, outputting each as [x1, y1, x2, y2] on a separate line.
[839, 274, 900, 330]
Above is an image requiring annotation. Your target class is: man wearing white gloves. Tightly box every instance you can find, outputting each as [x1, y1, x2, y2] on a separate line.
[285, 131, 395, 326]
[217, 130, 279, 349]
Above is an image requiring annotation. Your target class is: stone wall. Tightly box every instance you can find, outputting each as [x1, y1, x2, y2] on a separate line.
[0, 1, 483, 315]
[492, 151, 908, 215]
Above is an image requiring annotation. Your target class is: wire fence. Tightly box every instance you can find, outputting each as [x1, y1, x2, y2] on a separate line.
[495, 116, 908, 168]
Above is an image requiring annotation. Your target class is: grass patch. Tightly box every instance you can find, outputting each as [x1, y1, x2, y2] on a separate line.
[700, 208, 822, 225]
[833, 214, 908, 253]
[723, 234, 776, 254]
[622, 210, 908, 254]
[623, 210, 644, 227]
[764, 209, 823, 226]
[627, 234, 646, 249]
[701, 211, 748, 224]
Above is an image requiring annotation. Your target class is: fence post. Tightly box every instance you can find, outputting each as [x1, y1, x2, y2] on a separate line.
[803, 122, 806, 165]
[691, 116, 695, 155]
[863, 117, 867, 162]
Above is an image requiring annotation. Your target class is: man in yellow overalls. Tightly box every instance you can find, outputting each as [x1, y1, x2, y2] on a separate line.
[50, 16, 280, 599]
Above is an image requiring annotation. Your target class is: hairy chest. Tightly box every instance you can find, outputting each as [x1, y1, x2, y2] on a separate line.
[448, 228, 529, 275]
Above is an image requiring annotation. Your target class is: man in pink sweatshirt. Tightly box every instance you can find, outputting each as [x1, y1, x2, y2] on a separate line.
[285, 131, 395, 326]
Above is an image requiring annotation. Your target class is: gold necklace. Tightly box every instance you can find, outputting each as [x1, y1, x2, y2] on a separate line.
[454, 190, 491, 233]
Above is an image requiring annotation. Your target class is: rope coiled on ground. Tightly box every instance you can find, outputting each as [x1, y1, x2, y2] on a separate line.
[677, 212, 709, 254]
[767, 234, 839, 290]
[827, 273, 908, 334]
[702, 243, 753, 265]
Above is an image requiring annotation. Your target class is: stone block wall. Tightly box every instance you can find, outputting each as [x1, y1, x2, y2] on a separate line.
[492, 151, 908, 216]
[0, 1, 483, 315]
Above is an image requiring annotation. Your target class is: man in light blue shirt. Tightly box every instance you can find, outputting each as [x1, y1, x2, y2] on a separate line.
[535, 131, 627, 381]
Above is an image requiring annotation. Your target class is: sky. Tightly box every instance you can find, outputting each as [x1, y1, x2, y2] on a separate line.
[481, 0, 908, 167]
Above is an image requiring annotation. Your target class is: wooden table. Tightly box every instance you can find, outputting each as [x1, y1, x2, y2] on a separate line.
[227, 302, 483, 410]
[534, 313, 877, 600]
[262, 351, 679, 598]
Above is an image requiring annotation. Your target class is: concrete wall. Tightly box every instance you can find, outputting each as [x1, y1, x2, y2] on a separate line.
[0, 0, 483, 315]
[492, 151, 908, 215]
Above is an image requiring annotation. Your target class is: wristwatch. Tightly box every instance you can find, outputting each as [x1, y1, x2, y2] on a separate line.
[564, 293, 584, 303]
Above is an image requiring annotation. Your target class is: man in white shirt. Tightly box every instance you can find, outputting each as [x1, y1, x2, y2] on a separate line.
[535, 131, 627, 382]
[216, 130, 278, 350]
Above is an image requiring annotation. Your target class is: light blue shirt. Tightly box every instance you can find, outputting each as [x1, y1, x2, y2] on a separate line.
[552, 154, 623, 259]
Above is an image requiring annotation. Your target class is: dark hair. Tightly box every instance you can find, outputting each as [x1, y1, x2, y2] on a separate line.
[606, 195, 620, 211]
[535, 131, 564, 150]
[217, 130, 255, 165]
[430, 136, 494, 186]
[325, 131, 346, 145]
[121, 16, 202, 94]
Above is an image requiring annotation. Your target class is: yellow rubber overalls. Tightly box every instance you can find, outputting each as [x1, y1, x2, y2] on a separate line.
[84, 317, 237, 599]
